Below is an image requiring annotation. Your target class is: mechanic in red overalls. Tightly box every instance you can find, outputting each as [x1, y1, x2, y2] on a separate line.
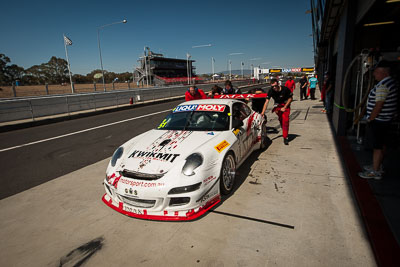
[261, 78, 293, 145]
[185, 86, 207, 101]
[284, 76, 296, 93]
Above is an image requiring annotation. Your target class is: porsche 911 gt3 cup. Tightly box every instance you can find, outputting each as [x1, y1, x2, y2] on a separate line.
[102, 98, 268, 220]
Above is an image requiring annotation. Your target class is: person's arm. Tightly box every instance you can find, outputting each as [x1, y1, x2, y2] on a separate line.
[325, 83, 332, 93]
[199, 90, 207, 99]
[368, 101, 384, 121]
[261, 98, 270, 115]
[280, 97, 292, 113]
[369, 84, 389, 121]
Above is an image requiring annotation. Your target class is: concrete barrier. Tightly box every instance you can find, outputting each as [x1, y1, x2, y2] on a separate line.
[0, 81, 263, 123]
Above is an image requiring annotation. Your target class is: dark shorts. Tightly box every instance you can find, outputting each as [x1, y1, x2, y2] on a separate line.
[368, 120, 390, 149]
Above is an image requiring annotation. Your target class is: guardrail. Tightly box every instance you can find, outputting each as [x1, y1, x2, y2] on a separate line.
[0, 81, 262, 123]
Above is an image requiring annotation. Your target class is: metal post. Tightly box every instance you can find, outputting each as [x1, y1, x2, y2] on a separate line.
[66, 96, 70, 116]
[187, 53, 189, 84]
[12, 82, 16, 97]
[112, 81, 115, 90]
[45, 83, 49, 95]
[97, 28, 106, 92]
[71, 82, 75, 93]
[352, 70, 360, 131]
[94, 81, 97, 91]
[128, 81, 131, 89]
[356, 61, 365, 143]
[63, 34, 75, 93]
[29, 100, 34, 121]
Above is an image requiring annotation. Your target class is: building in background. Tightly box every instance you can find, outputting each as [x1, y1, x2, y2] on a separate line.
[310, 0, 400, 136]
[133, 47, 200, 86]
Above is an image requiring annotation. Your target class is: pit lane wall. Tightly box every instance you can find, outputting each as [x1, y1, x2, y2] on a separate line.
[0, 81, 262, 123]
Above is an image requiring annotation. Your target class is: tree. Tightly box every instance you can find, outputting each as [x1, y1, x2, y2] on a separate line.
[45, 56, 69, 84]
[116, 72, 132, 82]
[6, 64, 25, 82]
[73, 74, 90, 84]
[0, 54, 11, 85]
[24, 64, 48, 84]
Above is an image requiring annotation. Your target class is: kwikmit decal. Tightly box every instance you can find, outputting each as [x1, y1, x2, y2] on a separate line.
[173, 104, 226, 113]
[128, 150, 180, 163]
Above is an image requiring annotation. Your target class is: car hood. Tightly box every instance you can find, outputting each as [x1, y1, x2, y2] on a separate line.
[119, 129, 222, 174]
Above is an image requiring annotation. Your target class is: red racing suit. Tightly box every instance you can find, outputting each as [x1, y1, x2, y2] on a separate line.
[185, 89, 207, 101]
[272, 104, 290, 139]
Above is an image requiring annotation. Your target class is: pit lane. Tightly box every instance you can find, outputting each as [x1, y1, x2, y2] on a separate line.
[0, 97, 376, 266]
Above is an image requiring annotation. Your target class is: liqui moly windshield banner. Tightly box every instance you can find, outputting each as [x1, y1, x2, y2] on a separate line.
[173, 104, 226, 113]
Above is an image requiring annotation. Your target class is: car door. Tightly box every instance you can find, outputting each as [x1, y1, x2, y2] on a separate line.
[232, 102, 252, 160]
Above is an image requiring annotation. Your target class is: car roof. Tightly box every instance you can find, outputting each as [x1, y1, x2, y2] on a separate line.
[177, 98, 239, 106]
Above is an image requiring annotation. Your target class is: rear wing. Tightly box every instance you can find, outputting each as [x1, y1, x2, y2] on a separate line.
[213, 93, 268, 99]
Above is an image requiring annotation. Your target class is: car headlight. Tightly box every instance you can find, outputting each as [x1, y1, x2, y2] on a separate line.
[111, 147, 124, 167]
[182, 153, 203, 176]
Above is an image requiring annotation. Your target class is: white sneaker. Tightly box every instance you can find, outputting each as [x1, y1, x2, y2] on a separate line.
[363, 165, 384, 173]
[358, 170, 383, 180]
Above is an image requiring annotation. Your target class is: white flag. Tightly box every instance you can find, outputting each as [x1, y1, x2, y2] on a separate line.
[64, 35, 72, 46]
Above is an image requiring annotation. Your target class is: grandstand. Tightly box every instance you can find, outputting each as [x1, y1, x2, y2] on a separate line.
[133, 47, 201, 86]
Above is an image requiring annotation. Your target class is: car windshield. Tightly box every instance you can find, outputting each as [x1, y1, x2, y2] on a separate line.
[157, 105, 230, 131]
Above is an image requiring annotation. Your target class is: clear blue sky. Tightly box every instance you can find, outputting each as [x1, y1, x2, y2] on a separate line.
[0, 0, 313, 75]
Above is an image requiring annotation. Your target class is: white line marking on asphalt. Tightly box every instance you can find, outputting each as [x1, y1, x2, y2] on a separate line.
[0, 109, 170, 153]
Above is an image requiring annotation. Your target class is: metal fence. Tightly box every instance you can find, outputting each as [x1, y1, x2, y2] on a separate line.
[0, 81, 259, 123]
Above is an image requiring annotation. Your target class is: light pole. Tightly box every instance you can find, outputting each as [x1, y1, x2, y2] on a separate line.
[97, 19, 127, 91]
[211, 57, 215, 82]
[227, 52, 244, 80]
[191, 44, 212, 83]
[249, 58, 261, 79]
[186, 53, 191, 84]
[229, 60, 232, 80]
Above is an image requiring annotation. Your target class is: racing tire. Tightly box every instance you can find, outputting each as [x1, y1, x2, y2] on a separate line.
[220, 152, 236, 195]
[260, 121, 268, 150]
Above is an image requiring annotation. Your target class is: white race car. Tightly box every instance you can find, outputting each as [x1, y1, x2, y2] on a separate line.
[102, 97, 267, 220]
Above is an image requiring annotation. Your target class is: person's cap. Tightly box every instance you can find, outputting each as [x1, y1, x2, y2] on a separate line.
[374, 60, 391, 69]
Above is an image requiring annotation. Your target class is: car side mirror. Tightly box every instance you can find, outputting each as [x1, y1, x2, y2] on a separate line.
[232, 118, 243, 129]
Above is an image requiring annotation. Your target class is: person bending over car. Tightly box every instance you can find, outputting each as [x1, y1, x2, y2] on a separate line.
[185, 86, 207, 101]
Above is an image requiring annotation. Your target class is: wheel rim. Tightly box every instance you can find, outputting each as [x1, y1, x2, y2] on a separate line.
[222, 155, 235, 190]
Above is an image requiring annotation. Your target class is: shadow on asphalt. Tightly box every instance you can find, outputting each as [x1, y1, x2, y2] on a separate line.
[208, 137, 295, 229]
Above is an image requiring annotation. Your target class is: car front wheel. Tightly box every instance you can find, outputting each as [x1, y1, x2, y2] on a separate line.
[220, 152, 236, 195]
[260, 121, 268, 150]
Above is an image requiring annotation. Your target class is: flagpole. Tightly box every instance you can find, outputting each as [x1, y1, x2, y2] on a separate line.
[63, 34, 74, 93]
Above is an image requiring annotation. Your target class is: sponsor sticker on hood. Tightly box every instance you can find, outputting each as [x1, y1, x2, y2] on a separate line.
[215, 140, 230, 153]
[128, 150, 180, 163]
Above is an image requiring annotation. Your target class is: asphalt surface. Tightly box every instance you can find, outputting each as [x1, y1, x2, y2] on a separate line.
[0, 99, 183, 199]
[0, 95, 376, 266]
